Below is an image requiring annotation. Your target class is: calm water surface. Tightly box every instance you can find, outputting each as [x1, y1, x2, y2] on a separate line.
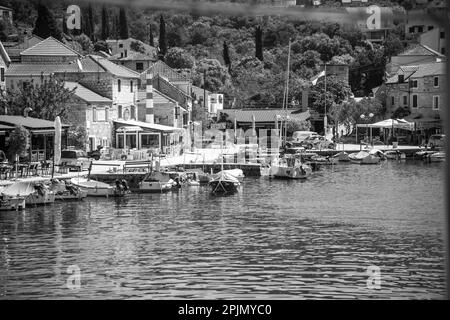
[0, 161, 446, 299]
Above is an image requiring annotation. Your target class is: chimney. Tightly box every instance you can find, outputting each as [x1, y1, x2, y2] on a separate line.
[398, 74, 404, 83]
[145, 71, 154, 123]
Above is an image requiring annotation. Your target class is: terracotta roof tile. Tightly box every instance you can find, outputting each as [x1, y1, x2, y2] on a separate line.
[20, 37, 80, 57]
[65, 82, 112, 103]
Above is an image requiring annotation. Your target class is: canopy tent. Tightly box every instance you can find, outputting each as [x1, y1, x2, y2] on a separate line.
[356, 119, 414, 131]
[1, 181, 35, 197]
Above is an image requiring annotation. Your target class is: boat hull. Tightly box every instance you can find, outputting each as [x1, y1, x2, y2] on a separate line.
[271, 165, 312, 179]
[0, 197, 26, 211]
[138, 181, 173, 193]
[209, 180, 239, 194]
[26, 192, 56, 205]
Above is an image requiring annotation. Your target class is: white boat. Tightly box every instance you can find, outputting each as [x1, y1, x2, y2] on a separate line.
[218, 169, 244, 182]
[334, 152, 350, 162]
[50, 179, 88, 200]
[348, 151, 381, 164]
[429, 152, 445, 162]
[138, 171, 175, 193]
[270, 155, 312, 179]
[70, 177, 115, 197]
[26, 182, 55, 205]
[0, 181, 34, 211]
[209, 171, 240, 194]
[384, 150, 406, 160]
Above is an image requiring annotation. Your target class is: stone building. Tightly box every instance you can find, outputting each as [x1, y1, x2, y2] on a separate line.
[385, 61, 446, 135]
[0, 40, 10, 90]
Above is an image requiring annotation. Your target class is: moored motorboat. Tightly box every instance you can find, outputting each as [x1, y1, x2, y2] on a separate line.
[209, 171, 240, 194]
[218, 169, 245, 182]
[50, 179, 88, 200]
[429, 152, 445, 162]
[26, 182, 55, 205]
[0, 182, 33, 211]
[138, 171, 175, 193]
[334, 152, 350, 162]
[384, 150, 406, 160]
[348, 151, 381, 165]
[270, 155, 312, 179]
[70, 177, 115, 197]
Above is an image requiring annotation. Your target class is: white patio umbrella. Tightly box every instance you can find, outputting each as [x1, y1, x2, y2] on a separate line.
[367, 118, 414, 131]
[54, 116, 62, 166]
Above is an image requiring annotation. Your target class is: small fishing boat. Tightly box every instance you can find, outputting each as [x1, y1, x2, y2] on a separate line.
[185, 169, 211, 186]
[384, 150, 406, 160]
[334, 152, 350, 162]
[138, 171, 175, 193]
[50, 179, 87, 200]
[113, 179, 131, 197]
[218, 169, 245, 182]
[26, 182, 55, 205]
[209, 171, 240, 194]
[0, 182, 33, 211]
[349, 151, 381, 165]
[270, 155, 312, 179]
[70, 177, 115, 197]
[310, 154, 338, 165]
[429, 152, 445, 162]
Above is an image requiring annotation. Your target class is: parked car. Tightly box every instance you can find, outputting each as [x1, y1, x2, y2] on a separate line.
[291, 131, 319, 145]
[428, 134, 446, 149]
[60, 149, 91, 171]
[300, 135, 335, 150]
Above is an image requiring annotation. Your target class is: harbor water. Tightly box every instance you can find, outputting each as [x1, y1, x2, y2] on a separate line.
[0, 161, 446, 299]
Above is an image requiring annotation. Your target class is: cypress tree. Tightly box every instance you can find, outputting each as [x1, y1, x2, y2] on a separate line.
[88, 4, 95, 41]
[149, 24, 154, 47]
[101, 6, 110, 40]
[223, 41, 231, 72]
[82, 7, 92, 39]
[119, 7, 129, 39]
[255, 26, 263, 61]
[159, 14, 167, 60]
[114, 13, 120, 40]
[33, 4, 62, 41]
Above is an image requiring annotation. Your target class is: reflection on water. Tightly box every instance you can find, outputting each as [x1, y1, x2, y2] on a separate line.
[0, 161, 446, 299]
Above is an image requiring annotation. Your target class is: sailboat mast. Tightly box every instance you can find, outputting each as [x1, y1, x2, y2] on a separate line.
[284, 39, 292, 143]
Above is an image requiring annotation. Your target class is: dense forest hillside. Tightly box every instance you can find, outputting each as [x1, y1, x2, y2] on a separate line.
[0, 0, 412, 110]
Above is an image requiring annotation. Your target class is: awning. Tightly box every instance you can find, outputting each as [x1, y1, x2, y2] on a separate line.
[357, 119, 414, 131]
[116, 126, 143, 133]
[404, 114, 441, 122]
[114, 119, 184, 133]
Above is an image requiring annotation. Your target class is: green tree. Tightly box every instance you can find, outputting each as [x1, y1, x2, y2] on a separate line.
[165, 48, 195, 69]
[285, 119, 311, 137]
[223, 41, 231, 72]
[193, 59, 231, 93]
[0, 76, 75, 122]
[94, 40, 109, 53]
[149, 24, 154, 46]
[119, 7, 129, 39]
[130, 40, 145, 53]
[255, 26, 263, 61]
[6, 125, 28, 161]
[32, 3, 62, 41]
[309, 76, 352, 118]
[101, 6, 110, 40]
[159, 14, 167, 59]
[67, 125, 88, 150]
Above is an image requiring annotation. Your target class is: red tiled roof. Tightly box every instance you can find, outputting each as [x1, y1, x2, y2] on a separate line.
[89, 55, 140, 78]
[144, 60, 189, 82]
[65, 82, 112, 103]
[0, 115, 70, 129]
[5, 63, 81, 76]
[399, 44, 445, 57]
[109, 50, 156, 62]
[20, 37, 80, 57]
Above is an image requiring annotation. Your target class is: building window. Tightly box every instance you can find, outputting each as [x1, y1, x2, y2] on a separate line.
[428, 26, 434, 31]
[441, 47, 446, 55]
[434, 76, 439, 87]
[130, 105, 136, 120]
[412, 94, 418, 108]
[410, 80, 418, 88]
[117, 79, 121, 92]
[218, 95, 223, 104]
[105, 108, 109, 122]
[0, 67, 4, 82]
[130, 80, 133, 92]
[118, 105, 123, 118]
[409, 27, 414, 33]
[119, 43, 123, 48]
[417, 26, 423, 33]
[403, 95, 408, 106]
[136, 62, 144, 71]
[433, 96, 439, 110]
[440, 31, 445, 39]
[391, 96, 395, 106]
[93, 107, 98, 122]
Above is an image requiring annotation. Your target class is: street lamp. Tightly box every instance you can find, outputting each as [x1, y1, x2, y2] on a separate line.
[360, 113, 374, 148]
